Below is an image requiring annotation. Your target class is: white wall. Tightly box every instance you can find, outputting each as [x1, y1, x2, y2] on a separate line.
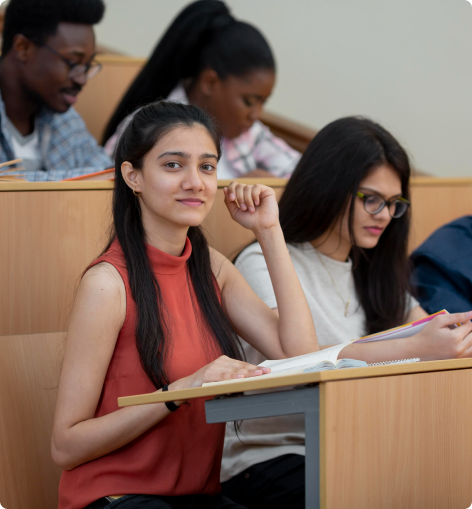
[95, 0, 472, 177]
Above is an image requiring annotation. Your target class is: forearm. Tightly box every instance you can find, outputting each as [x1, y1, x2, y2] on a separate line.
[256, 225, 318, 356]
[337, 336, 421, 363]
[53, 393, 170, 470]
[53, 377, 191, 470]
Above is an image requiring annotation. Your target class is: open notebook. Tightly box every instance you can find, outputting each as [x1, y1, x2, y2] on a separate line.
[202, 345, 367, 387]
[202, 311, 449, 387]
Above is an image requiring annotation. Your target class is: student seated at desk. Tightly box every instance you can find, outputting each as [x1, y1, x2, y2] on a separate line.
[411, 215, 472, 313]
[221, 117, 472, 509]
[0, 0, 112, 181]
[102, 0, 300, 180]
[51, 101, 318, 509]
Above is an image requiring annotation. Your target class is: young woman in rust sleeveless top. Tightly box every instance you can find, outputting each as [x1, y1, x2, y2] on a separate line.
[51, 101, 318, 509]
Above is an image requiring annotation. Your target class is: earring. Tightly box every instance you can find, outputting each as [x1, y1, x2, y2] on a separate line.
[133, 189, 140, 197]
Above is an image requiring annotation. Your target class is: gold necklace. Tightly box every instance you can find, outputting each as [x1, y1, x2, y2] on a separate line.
[314, 249, 351, 317]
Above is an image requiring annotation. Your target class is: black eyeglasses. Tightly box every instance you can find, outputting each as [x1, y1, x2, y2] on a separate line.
[357, 191, 410, 218]
[42, 44, 102, 79]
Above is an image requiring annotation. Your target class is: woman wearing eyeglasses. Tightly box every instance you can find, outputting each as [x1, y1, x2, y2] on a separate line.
[220, 116, 472, 509]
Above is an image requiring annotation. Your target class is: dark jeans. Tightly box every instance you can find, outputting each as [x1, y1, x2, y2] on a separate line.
[84, 494, 247, 509]
[221, 454, 305, 509]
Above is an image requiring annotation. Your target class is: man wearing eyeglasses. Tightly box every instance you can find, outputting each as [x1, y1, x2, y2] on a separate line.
[0, 0, 112, 180]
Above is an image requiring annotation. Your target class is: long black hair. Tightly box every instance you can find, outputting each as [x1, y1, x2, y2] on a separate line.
[278, 117, 412, 334]
[102, 0, 275, 145]
[106, 101, 242, 389]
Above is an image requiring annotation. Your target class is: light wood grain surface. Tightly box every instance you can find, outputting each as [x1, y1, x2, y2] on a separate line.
[321, 367, 472, 509]
[409, 183, 472, 249]
[1, 178, 471, 335]
[0, 332, 65, 509]
[0, 189, 112, 335]
[117, 358, 472, 406]
[75, 55, 143, 141]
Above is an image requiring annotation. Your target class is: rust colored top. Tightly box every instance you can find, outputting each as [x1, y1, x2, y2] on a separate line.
[59, 238, 225, 509]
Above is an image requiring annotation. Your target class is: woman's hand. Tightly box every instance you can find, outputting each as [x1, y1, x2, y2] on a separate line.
[412, 311, 472, 361]
[223, 181, 279, 235]
[171, 355, 271, 391]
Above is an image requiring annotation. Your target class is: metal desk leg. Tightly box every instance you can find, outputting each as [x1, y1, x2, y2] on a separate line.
[205, 384, 320, 509]
[305, 394, 320, 509]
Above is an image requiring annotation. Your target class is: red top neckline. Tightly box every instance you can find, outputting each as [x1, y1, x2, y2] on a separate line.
[145, 237, 192, 275]
[107, 237, 192, 276]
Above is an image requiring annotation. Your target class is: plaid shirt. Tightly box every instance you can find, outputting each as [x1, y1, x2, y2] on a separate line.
[105, 85, 301, 179]
[0, 91, 112, 181]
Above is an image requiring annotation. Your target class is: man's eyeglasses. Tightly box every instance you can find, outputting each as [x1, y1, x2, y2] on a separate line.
[42, 44, 102, 80]
[356, 191, 410, 218]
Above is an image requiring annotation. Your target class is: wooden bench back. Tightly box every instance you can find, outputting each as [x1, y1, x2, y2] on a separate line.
[0, 332, 64, 509]
[1, 178, 471, 337]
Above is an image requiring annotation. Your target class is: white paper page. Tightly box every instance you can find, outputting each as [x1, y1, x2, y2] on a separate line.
[259, 342, 351, 373]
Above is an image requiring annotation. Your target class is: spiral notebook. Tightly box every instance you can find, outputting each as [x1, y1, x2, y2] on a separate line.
[201, 312, 442, 388]
[368, 358, 420, 366]
[202, 355, 420, 387]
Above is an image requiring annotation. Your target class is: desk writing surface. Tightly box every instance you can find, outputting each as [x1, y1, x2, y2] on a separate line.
[117, 358, 472, 407]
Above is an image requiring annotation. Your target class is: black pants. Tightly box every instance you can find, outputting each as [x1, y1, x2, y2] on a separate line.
[221, 454, 305, 509]
[84, 494, 246, 509]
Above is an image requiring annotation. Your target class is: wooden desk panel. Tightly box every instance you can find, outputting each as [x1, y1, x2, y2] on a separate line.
[0, 190, 112, 335]
[1, 177, 471, 336]
[75, 55, 143, 141]
[409, 179, 472, 250]
[0, 332, 64, 509]
[322, 368, 472, 509]
[0, 181, 285, 336]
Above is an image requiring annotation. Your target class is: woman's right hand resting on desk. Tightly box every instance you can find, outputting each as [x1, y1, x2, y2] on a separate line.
[175, 355, 271, 389]
[339, 311, 472, 363]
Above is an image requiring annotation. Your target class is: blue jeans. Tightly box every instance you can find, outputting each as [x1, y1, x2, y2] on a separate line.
[84, 494, 247, 509]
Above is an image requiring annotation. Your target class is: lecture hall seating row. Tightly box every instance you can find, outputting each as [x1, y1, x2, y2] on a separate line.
[1, 177, 472, 337]
[1, 54, 472, 509]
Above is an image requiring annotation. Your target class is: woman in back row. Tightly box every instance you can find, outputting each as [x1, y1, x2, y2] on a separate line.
[103, 0, 300, 179]
[221, 117, 472, 508]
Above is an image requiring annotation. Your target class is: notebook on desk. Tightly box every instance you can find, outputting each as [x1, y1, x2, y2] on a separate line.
[202, 311, 449, 387]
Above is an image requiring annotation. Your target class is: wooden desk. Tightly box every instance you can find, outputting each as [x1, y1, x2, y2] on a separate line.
[1, 177, 471, 336]
[119, 359, 472, 509]
[0, 179, 283, 336]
